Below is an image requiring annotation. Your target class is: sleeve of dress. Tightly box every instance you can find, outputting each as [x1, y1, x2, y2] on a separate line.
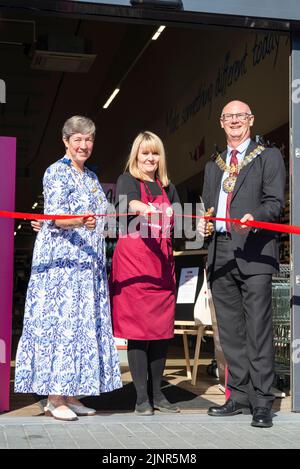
[43, 164, 70, 227]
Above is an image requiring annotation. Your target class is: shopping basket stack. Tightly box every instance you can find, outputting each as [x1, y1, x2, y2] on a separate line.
[272, 264, 290, 375]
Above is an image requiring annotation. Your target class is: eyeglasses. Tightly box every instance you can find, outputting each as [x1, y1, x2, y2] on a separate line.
[221, 113, 252, 122]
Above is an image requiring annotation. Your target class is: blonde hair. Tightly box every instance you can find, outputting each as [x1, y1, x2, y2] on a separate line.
[62, 115, 96, 140]
[125, 131, 169, 187]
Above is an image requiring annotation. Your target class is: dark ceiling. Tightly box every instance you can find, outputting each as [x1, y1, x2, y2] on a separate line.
[0, 10, 160, 210]
[1, 7, 210, 250]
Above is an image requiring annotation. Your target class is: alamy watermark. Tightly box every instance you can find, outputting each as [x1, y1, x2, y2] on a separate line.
[103, 197, 205, 250]
[0, 79, 6, 104]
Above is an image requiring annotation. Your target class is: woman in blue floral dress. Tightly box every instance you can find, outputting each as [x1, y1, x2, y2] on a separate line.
[15, 116, 122, 421]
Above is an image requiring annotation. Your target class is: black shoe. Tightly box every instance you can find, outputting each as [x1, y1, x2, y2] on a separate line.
[135, 401, 154, 416]
[251, 407, 273, 428]
[208, 398, 250, 417]
[153, 396, 180, 413]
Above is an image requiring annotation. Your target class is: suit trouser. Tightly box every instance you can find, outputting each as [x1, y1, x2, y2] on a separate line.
[210, 236, 275, 409]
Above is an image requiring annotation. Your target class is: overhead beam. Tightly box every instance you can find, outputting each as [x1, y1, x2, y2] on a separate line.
[0, 0, 296, 32]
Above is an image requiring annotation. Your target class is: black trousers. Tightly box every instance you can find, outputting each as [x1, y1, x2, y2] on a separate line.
[210, 237, 275, 409]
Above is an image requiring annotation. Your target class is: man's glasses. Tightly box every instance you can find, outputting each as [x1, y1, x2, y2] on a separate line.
[221, 113, 252, 122]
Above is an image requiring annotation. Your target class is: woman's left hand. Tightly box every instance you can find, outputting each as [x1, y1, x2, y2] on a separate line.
[31, 220, 43, 232]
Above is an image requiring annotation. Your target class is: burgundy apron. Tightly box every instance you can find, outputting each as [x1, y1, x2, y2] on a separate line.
[110, 179, 176, 340]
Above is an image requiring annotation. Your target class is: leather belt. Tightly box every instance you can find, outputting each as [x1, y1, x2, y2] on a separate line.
[216, 231, 232, 240]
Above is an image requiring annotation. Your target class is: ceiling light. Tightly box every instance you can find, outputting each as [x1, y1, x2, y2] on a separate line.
[17, 224, 22, 230]
[103, 88, 120, 109]
[101, 22, 166, 111]
[152, 25, 166, 40]
[32, 202, 38, 209]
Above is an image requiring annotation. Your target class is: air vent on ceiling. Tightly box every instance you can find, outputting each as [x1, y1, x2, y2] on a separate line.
[30, 34, 96, 73]
[31, 49, 96, 73]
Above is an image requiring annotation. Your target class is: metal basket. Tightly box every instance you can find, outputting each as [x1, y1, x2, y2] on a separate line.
[272, 265, 290, 367]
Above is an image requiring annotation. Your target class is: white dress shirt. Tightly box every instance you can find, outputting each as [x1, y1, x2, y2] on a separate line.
[215, 138, 251, 232]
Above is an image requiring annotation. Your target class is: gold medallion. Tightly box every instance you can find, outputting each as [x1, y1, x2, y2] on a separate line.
[223, 176, 237, 193]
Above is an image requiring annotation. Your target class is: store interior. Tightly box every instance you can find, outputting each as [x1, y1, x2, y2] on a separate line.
[0, 9, 291, 412]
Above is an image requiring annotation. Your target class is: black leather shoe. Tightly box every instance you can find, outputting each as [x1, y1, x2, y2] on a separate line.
[251, 407, 273, 428]
[208, 398, 250, 417]
[153, 396, 180, 413]
[135, 401, 154, 416]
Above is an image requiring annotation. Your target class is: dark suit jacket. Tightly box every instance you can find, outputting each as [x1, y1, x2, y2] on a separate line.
[202, 140, 286, 276]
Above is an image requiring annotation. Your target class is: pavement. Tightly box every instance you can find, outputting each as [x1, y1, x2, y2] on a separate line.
[1, 411, 300, 450]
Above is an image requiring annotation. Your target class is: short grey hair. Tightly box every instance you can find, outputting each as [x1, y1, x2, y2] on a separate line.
[62, 115, 96, 140]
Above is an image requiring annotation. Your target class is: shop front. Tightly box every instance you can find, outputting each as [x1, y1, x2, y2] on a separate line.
[0, 0, 299, 411]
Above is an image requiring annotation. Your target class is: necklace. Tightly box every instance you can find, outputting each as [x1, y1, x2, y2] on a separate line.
[67, 163, 102, 203]
[215, 145, 265, 194]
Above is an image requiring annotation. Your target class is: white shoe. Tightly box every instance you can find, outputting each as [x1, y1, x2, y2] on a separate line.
[67, 403, 97, 416]
[44, 402, 78, 421]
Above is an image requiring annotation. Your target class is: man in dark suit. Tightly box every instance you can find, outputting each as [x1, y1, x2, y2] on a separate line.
[200, 100, 286, 428]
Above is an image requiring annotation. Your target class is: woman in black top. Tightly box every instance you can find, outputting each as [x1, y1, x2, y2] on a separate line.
[110, 131, 181, 415]
[115, 172, 181, 233]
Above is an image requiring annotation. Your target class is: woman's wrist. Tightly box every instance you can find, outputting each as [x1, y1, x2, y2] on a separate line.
[71, 218, 85, 228]
[74, 218, 84, 228]
[55, 218, 84, 229]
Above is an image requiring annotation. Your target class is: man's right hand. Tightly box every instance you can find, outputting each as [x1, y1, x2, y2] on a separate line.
[31, 220, 43, 232]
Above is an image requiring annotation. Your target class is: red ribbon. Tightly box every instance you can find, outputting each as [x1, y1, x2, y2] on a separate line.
[0, 210, 127, 220]
[206, 216, 300, 235]
[0, 211, 83, 221]
[0, 210, 298, 235]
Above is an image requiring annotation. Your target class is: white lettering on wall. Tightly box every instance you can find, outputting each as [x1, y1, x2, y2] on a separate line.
[0, 79, 6, 104]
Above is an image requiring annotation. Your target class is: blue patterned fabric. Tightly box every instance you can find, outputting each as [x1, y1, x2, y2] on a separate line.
[15, 157, 122, 396]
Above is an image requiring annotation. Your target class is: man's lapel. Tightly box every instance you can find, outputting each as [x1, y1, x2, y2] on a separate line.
[214, 149, 227, 209]
[231, 140, 259, 201]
